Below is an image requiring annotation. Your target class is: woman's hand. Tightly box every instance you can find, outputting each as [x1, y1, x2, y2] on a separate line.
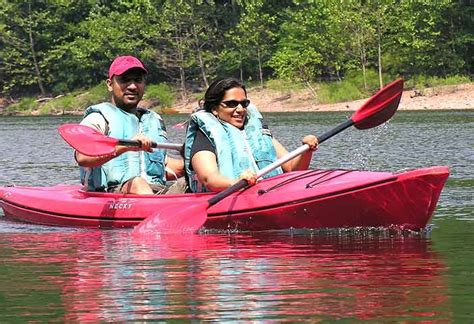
[235, 169, 257, 186]
[302, 135, 318, 151]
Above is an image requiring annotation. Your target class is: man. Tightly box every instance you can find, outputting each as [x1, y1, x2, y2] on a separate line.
[76, 55, 184, 194]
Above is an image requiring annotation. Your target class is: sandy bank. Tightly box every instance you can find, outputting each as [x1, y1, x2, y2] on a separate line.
[1, 82, 472, 116]
[173, 82, 473, 114]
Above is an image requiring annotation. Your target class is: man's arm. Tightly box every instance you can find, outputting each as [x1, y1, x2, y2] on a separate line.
[75, 113, 113, 167]
[75, 113, 153, 167]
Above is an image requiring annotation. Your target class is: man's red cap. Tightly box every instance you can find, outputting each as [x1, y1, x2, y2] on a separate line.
[108, 55, 147, 79]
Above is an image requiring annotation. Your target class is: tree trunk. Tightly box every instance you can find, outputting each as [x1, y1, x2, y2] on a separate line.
[359, 30, 367, 90]
[305, 81, 317, 99]
[192, 25, 208, 88]
[240, 52, 244, 82]
[176, 27, 187, 100]
[179, 64, 186, 100]
[361, 46, 367, 89]
[257, 47, 263, 88]
[377, 24, 383, 90]
[28, 3, 46, 97]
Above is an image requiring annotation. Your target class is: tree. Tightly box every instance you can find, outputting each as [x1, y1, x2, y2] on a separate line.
[387, 0, 464, 78]
[148, 1, 224, 97]
[0, 0, 471, 100]
[269, 1, 349, 83]
[228, 0, 276, 87]
[338, 4, 376, 89]
[0, 1, 66, 96]
[56, 1, 158, 91]
[446, 0, 473, 75]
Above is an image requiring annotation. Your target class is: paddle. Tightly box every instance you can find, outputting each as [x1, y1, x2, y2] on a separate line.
[133, 79, 404, 234]
[172, 101, 204, 129]
[172, 120, 188, 129]
[58, 123, 183, 157]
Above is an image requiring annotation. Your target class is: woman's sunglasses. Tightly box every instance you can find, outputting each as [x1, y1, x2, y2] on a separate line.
[220, 99, 251, 109]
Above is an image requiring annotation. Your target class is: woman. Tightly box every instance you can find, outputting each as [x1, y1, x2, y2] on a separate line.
[184, 77, 318, 193]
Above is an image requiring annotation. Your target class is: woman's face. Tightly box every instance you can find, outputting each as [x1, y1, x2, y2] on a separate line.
[212, 87, 249, 129]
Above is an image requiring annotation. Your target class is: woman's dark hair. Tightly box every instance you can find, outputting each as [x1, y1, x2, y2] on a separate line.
[203, 77, 247, 112]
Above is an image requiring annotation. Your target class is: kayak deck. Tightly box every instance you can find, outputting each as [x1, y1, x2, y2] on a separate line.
[0, 166, 449, 231]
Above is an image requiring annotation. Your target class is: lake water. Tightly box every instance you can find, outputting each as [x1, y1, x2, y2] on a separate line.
[0, 111, 473, 321]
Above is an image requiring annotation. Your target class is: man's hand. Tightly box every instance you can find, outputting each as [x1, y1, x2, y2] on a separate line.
[131, 134, 154, 152]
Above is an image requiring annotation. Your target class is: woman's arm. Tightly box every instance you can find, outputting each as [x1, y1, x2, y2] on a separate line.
[273, 135, 318, 172]
[191, 151, 234, 192]
[165, 156, 184, 179]
[191, 151, 256, 192]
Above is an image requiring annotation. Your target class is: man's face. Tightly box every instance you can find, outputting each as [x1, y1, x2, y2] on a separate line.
[107, 68, 146, 111]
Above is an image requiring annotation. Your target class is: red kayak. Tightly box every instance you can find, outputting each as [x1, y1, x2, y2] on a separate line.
[0, 166, 449, 231]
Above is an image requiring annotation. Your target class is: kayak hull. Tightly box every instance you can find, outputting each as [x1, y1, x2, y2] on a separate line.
[0, 166, 449, 231]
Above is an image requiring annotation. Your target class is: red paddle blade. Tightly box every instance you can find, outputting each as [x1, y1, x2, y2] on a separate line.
[352, 79, 404, 129]
[132, 202, 208, 235]
[172, 121, 188, 129]
[58, 124, 119, 156]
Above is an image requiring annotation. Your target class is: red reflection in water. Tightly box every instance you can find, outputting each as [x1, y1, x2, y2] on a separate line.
[0, 230, 451, 321]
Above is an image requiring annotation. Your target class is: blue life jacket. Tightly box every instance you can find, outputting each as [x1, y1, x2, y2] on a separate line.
[184, 104, 282, 192]
[80, 102, 168, 191]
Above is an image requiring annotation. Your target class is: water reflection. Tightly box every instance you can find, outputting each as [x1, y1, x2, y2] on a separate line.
[0, 230, 451, 321]
[1, 112, 471, 321]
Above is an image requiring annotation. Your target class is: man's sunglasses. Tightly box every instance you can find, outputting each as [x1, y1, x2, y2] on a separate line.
[220, 99, 251, 109]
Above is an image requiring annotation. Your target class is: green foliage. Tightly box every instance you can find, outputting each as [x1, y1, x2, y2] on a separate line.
[317, 81, 364, 104]
[56, 6, 156, 91]
[4, 83, 109, 115]
[5, 97, 36, 113]
[144, 83, 175, 108]
[344, 70, 380, 90]
[68, 84, 109, 113]
[265, 79, 305, 92]
[2, 74, 470, 116]
[0, 0, 472, 107]
[269, 3, 351, 81]
[386, 0, 464, 77]
[40, 95, 76, 114]
[344, 69, 398, 92]
[405, 75, 472, 89]
[312, 68, 401, 104]
[86, 83, 109, 101]
[229, 0, 277, 84]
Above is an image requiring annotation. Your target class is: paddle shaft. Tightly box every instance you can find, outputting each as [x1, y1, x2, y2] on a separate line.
[118, 139, 183, 151]
[208, 118, 355, 206]
[134, 80, 402, 233]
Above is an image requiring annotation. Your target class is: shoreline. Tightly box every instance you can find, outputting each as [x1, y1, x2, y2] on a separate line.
[1, 83, 472, 116]
[172, 83, 474, 114]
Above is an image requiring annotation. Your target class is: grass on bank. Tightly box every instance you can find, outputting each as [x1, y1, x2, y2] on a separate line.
[3, 82, 176, 115]
[267, 72, 471, 104]
[2, 73, 471, 116]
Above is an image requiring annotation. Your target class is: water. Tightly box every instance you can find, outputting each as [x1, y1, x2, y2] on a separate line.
[0, 111, 473, 321]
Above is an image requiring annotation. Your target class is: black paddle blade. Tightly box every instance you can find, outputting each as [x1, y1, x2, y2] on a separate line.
[352, 79, 404, 129]
[58, 124, 119, 156]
